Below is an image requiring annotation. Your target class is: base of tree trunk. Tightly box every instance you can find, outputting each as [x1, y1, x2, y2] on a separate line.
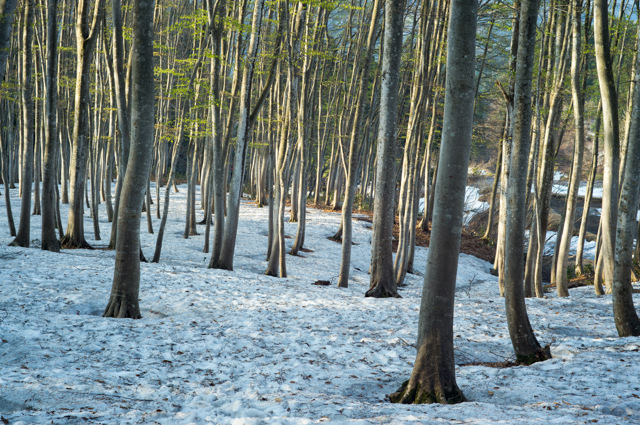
[41, 239, 61, 252]
[365, 283, 401, 298]
[389, 379, 466, 404]
[103, 295, 142, 319]
[516, 344, 552, 365]
[8, 237, 29, 248]
[60, 235, 93, 250]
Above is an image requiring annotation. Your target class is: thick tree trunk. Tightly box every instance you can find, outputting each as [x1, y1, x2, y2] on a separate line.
[389, 0, 476, 404]
[104, 0, 155, 319]
[366, 0, 402, 298]
[611, 19, 640, 337]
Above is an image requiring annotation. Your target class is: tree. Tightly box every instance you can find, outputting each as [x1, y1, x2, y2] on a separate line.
[503, 0, 550, 364]
[594, 0, 620, 289]
[337, 0, 381, 288]
[555, 0, 585, 297]
[108, 0, 131, 250]
[612, 18, 640, 337]
[389, 0, 477, 404]
[213, 0, 265, 270]
[104, 0, 155, 319]
[0, 0, 18, 85]
[366, 0, 403, 298]
[41, 0, 61, 252]
[9, 0, 35, 248]
[61, 0, 104, 249]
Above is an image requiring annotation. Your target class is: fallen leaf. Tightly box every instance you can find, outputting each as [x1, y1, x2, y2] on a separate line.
[275, 398, 283, 402]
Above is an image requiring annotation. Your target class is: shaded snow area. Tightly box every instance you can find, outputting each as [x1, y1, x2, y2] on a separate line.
[1, 183, 640, 424]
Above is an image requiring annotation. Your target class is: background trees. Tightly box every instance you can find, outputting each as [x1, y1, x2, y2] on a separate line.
[2, 0, 640, 399]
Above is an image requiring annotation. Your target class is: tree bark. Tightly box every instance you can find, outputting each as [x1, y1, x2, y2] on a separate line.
[594, 0, 620, 289]
[62, 0, 104, 249]
[41, 0, 61, 252]
[389, 0, 476, 404]
[503, 0, 550, 364]
[338, 0, 381, 288]
[555, 0, 585, 296]
[611, 17, 640, 337]
[9, 0, 35, 248]
[104, 0, 155, 319]
[366, 0, 402, 298]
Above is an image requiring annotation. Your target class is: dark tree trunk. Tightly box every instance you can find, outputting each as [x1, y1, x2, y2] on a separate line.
[41, 0, 61, 252]
[10, 0, 35, 248]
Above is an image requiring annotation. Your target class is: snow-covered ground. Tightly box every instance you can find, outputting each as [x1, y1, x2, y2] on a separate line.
[1, 183, 639, 424]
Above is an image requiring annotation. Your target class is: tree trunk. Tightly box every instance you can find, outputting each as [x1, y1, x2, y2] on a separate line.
[41, 0, 60, 252]
[62, 0, 103, 249]
[9, 0, 35, 248]
[555, 0, 585, 296]
[482, 118, 505, 240]
[389, 0, 476, 404]
[611, 17, 640, 337]
[104, 0, 155, 319]
[503, 0, 550, 364]
[594, 0, 620, 289]
[338, 0, 381, 288]
[108, 0, 131, 249]
[214, 0, 265, 270]
[576, 104, 600, 275]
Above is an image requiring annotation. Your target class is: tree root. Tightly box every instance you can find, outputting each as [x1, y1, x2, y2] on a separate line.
[60, 235, 93, 250]
[516, 344, 552, 365]
[389, 379, 466, 404]
[365, 284, 402, 298]
[41, 239, 61, 253]
[103, 296, 142, 319]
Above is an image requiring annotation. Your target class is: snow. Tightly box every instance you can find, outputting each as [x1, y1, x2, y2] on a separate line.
[533, 171, 604, 200]
[1, 182, 639, 424]
[419, 186, 488, 225]
[535, 231, 598, 259]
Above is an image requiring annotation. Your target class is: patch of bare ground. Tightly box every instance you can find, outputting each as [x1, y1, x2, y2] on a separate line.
[307, 201, 497, 264]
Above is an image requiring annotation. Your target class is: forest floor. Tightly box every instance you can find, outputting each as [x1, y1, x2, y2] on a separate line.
[1, 183, 640, 424]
